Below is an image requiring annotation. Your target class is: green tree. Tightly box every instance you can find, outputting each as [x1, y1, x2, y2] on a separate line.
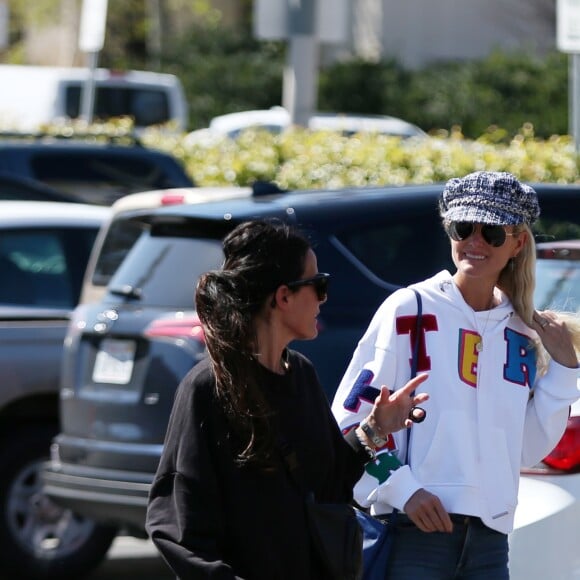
[162, 23, 284, 129]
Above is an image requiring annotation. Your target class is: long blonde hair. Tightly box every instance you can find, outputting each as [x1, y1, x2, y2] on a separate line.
[497, 224, 580, 375]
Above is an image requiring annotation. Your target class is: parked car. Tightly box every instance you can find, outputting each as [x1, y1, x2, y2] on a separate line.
[0, 201, 113, 579]
[0, 172, 80, 203]
[79, 184, 255, 305]
[41, 182, 579, 576]
[509, 239, 580, 580]
[0, 135, 194, 205]
[0, 64, 188, 133]
[185, 106, 427, 144]
[307, 112, 428, 137]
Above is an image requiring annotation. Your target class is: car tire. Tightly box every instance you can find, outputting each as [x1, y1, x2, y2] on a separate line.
[0, 424, 118, 579]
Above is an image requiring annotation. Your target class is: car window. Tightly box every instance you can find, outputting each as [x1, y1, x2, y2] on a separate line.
[107, 231, 224, 307]
[0, 176, 74, 203]
[65, 86, 171, 126]
[532, 218, 580, 243]
[0, 227, 98, 307]
[29, 153, 183, 205]
[91, 218, 145, 287]
[532, 196, 580, 242]
[335, 215, 453, 286]
[534, 257, 579, 312]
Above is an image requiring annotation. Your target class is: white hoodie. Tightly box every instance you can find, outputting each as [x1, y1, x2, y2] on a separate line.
[331, 270, 579, 534]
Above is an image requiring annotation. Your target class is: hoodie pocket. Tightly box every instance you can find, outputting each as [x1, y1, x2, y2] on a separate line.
[412, 409, 479, 488]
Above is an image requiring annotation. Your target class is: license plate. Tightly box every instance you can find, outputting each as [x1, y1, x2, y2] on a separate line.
[92, 339, 136, 385]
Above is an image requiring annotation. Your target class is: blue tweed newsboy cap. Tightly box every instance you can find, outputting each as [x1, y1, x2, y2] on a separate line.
[439, 171, 540, 226]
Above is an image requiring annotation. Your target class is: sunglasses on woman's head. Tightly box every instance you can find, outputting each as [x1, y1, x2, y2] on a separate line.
[286, 272, 330, 301]
[447, 222, 518, 248]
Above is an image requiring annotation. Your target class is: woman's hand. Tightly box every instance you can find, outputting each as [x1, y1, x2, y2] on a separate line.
[370, 373, 429, 435]
[404, 488, 453, 533]
[532, 310, 578, 368]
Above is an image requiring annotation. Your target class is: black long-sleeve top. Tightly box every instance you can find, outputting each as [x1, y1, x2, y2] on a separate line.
[146, 350, 367, 579]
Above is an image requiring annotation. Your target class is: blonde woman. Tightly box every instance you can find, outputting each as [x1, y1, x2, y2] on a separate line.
[332, 171, 580, 579]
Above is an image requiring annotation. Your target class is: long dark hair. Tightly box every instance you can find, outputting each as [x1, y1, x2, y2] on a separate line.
[195, 219, 311, 465]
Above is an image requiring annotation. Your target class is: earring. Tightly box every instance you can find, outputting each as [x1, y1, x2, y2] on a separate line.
[509, 257, 515, 271]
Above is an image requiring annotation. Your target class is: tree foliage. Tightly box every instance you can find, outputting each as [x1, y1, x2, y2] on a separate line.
[0, 1, 571, 139]
[318, 50, 569, 140]
[161, 23, 285, 129]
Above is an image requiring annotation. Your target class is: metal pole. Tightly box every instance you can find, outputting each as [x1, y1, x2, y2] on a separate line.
[80, 50, 99, 124]
[282, 0, 319, 127]
[0, 1, 9, 51]
[283, 36, 318, 127]
[147, 0, 162, 69]
[571, 53, 580, 152]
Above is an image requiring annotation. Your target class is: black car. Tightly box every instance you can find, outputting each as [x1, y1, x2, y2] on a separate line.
[42, 183, 580, 577]
[0, 172, 81, 202]
[0, 136, 194, 205]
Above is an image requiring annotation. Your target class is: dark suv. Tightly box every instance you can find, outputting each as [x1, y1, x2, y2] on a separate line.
[43, 183, 580, 577]
[0, 136, 194, 205]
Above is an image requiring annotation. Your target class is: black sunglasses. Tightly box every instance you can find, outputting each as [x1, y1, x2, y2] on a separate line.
[447, 222, 518, 248]
[286, 272, 330, 301]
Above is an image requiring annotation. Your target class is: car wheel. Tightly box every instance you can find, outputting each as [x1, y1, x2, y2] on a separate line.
[0, 425, 118, 579]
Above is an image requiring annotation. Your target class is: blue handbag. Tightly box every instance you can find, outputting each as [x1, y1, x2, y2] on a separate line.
[355, 509, 397, 580]
[356, 288, 422, 580]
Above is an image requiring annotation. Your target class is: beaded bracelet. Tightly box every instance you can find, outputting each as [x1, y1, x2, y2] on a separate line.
[354, 427, 377, 462]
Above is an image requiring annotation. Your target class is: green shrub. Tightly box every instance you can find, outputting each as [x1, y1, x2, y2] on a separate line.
[141, 124, 580, 189]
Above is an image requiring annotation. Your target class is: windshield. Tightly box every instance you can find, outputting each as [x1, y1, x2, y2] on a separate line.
[534, 258, 579, 312]
[65, 85, 170, 126]
[107, 229, 224, 308]
[91, 218, 145, 287]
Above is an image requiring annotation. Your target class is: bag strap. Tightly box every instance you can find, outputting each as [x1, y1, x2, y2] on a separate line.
[383, 288, 422, 523]
[402, 288, 423, 466]
[410, 288, 422, 380]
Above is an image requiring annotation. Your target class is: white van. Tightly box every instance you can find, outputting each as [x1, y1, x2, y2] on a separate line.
[0, 65, 188, 133]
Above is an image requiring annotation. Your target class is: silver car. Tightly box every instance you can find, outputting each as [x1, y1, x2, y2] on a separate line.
[0, 201, 111, 579]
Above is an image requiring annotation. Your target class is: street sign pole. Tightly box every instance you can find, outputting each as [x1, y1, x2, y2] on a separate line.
[283, 0, 318, 127]
[557, 0, 580, 151]
[78, 0, 108, 124]
[254, 0, 348, 127]
[570, 54, 580, 151]
[81, 51, 99, 124]
[0, 1, 8, 51]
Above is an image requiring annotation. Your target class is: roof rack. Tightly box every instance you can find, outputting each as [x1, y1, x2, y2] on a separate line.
[0, 130, 143, 147]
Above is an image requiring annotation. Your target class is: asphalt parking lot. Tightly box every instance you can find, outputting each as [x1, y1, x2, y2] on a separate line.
[86, 536, 173, 579]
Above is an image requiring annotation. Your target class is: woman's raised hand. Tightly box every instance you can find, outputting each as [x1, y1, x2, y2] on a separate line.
[371, 374, 429, 435]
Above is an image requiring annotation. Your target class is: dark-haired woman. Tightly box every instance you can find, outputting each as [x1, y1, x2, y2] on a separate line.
[146, 219, 428, 579]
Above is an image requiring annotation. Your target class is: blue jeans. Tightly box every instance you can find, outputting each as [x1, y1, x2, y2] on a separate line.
[385, 513, 510, 580]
